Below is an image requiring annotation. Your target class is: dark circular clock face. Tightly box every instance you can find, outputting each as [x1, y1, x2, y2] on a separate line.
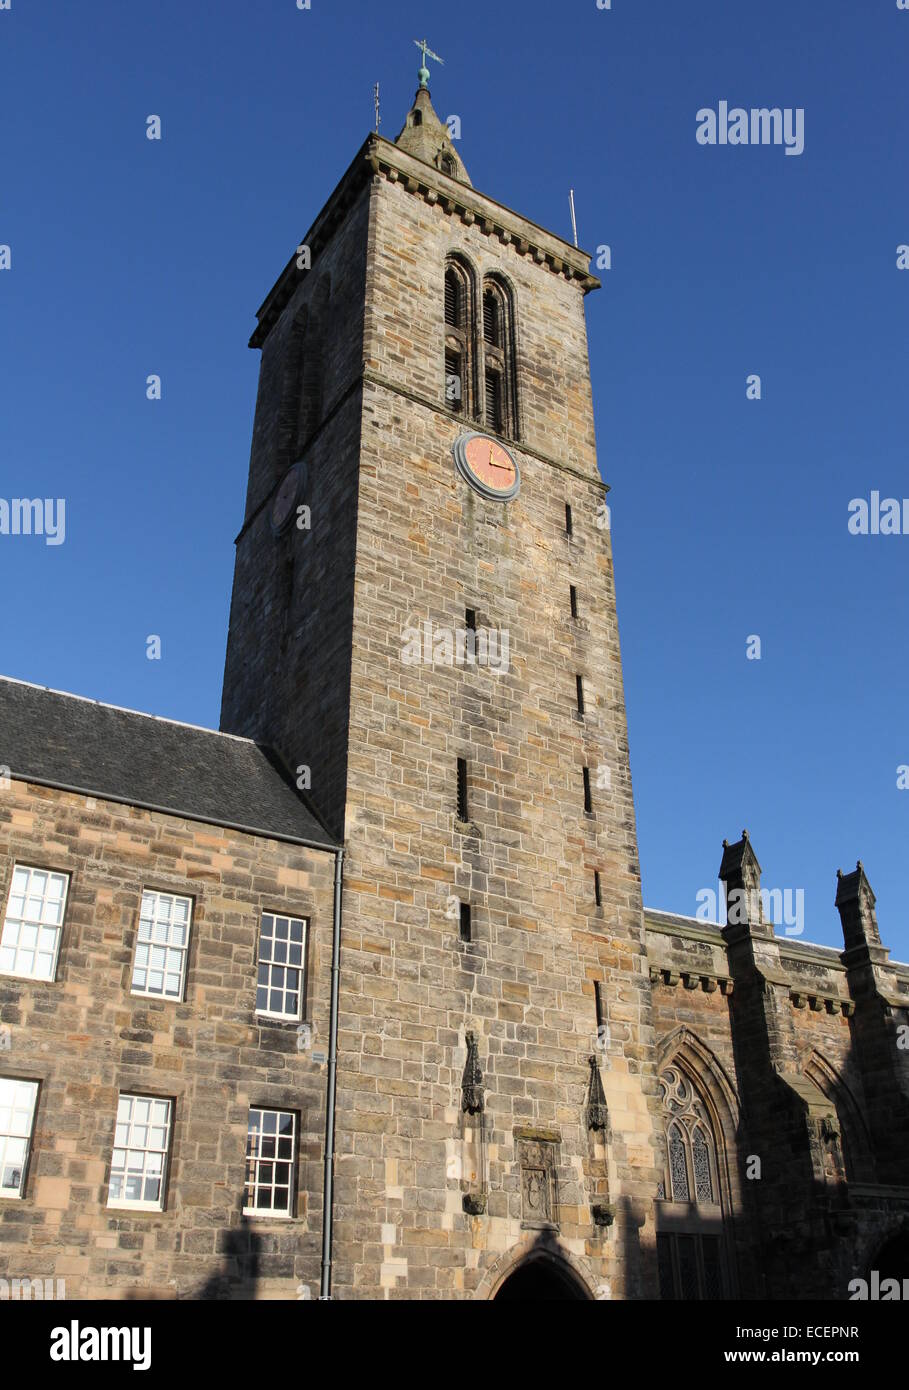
[271, 460, 307, 535]
[452, 432, 520, 501]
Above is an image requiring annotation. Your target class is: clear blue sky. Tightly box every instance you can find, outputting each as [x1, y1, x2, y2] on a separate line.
[1, 0, 907, 957]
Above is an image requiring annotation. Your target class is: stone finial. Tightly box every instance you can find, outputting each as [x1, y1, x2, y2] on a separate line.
[718, 829, 765, 932]
[834, 860, 882, 952]
[461, 1031, 484, 1114]
[586, 1056, 608, 1132]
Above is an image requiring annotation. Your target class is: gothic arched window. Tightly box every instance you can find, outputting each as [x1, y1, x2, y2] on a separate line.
[480, 275, 517, 440]
[444, 257, 475, 419]
[656, 1064, 726, 1300]
[658, 1069, 718, 1202]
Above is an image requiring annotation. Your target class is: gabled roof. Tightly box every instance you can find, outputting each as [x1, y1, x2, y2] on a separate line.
[0, 677, 337, 850]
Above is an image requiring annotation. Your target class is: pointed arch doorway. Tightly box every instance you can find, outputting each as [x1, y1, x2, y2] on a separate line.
[493, 1253, 591, 1301]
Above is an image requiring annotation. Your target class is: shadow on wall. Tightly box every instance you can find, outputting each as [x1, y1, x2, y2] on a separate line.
[193, 1210, 262, 1300]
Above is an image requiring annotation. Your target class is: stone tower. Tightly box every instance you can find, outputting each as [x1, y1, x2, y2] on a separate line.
[220, 78, 665, 1298]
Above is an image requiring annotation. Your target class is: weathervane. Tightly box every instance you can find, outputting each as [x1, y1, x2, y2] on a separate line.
[413, 37, 444, 90]
[374, 82, 381, 133]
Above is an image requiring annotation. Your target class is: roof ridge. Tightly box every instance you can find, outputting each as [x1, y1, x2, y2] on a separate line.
[0, 674, 253, 744]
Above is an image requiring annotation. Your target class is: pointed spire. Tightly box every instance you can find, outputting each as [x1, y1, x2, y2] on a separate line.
[394, 88, 471, 186]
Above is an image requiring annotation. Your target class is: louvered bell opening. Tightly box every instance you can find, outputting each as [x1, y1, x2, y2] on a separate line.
[483, 291, 500, 346]
[485, 369, 502, 432]
[444, 271, 460, 328]
[445, 349, 463, 413]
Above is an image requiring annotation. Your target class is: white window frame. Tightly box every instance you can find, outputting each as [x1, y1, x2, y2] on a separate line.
[0, 864, 69, 983]
[107, 1093, 172, 1212]
[0, 1076, 39, 1200]
[130, 889, 192, 1002]
[243, 1107, 296, 1218]
[254, 913, 307, 1022]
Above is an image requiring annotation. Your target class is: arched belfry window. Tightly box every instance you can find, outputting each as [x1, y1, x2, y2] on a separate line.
[444, 257, 476, 419]
[481, 275, 517, 440]
[483, 288, 501, 347]
[656, 1064, 727, 1299]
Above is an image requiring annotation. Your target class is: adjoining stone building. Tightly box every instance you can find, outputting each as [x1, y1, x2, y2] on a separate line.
[1, 76, 907, 1300]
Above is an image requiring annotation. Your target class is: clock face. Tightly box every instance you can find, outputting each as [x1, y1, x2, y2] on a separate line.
[452, 433, 520, 501]
[271, 460, 307, 535]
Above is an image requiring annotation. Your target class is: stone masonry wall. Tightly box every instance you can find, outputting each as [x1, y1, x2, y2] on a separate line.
[328, 169, 666, 1299]
[0, 779, 335, 1299]
[646, 910, 909, 1298]
[220, 184, 371, 839]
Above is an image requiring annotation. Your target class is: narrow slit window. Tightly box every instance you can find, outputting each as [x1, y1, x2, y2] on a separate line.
[570, 585, 579, 619]
[594, 979, 606, 1034]
[583, 766, 592, 814]
[457, 758, 469, 823]
[594, 870, 602, 907]
[465, 608, 477, 632]
[576, 675, 585, 715]
[565, 502, 573, 536]
[459, 902, 472, 942]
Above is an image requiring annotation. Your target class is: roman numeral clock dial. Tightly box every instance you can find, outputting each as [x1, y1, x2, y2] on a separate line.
[452, 432, 520, 502]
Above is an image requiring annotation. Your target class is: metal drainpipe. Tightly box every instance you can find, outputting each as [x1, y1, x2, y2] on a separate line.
[319, 846, 345, 1300]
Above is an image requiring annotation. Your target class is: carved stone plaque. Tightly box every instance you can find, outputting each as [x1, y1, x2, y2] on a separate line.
[516, 1132, 559, 1230]
[523, 1166, 551, 1222]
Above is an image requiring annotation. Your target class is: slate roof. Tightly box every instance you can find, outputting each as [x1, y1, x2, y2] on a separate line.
[0, 677, 337, 850]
